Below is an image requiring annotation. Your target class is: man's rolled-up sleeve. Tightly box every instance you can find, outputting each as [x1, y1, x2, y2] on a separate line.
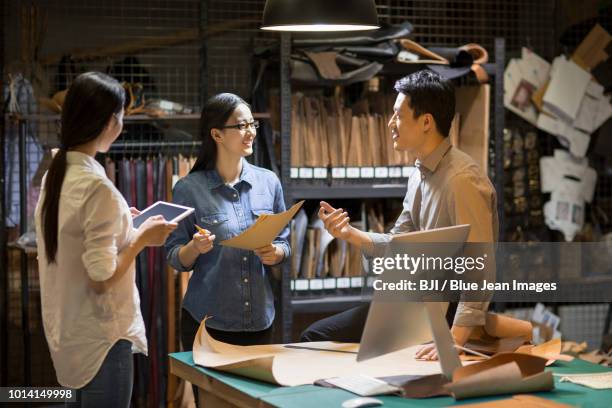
[448, 171, 497, 327]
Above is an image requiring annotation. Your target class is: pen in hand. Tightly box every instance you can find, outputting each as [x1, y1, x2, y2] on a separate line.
[192, 224, 216, 255]
[194, 224, 211, 235]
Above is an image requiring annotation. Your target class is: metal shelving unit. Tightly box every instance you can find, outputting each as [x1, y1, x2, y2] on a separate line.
[287, 184, 407, 200]
[277, 36, 507, 341]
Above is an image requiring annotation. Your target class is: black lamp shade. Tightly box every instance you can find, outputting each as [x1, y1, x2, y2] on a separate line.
[261, 0, 379, 31]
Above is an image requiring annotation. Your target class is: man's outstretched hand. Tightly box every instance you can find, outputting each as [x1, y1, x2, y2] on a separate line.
[318, 201, 352, 240]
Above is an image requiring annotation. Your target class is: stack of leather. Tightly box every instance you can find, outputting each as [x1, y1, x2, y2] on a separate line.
[287, 22, 412, 87]
[365, 201, 404, 234]
[291, 92, 414, 168]
[292, 214, 365, 279]
[291, 202, 404, 279]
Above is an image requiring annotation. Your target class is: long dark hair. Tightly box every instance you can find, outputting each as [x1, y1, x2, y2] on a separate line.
[42, 72, 125, 264]
[191, 93, 249, 173]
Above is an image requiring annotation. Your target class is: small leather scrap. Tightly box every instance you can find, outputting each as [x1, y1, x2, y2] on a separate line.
[454, 394, 574, 407]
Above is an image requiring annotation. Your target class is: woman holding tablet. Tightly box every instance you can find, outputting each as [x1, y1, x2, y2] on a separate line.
[35, 72, 177, 407]
[165, 93, 290, 350]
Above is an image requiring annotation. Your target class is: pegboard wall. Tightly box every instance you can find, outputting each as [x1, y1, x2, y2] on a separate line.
[4, 0, 202, 108]
[206, 0, 556, 97]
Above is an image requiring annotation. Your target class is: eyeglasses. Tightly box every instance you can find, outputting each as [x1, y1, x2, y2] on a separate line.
[221, 120, 260, 132]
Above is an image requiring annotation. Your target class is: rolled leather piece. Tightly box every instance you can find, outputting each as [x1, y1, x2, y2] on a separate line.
[398, 39, 448, 63]
[429, 44, 489, 66]
[292, 21, 413, 46]
[428, 47, 474, 66]
[470, 64, 490, 83]
[460, 43, 489, 65]
[398, 38, 490, 83]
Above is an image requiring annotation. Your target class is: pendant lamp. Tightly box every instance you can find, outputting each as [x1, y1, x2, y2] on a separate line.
[261, 0, 379, 32]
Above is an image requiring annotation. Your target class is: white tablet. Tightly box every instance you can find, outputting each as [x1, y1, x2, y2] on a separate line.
[132, 201, 195, 229]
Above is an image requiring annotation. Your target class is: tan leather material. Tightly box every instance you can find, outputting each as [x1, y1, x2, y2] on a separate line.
[399, 39, 490, 83]
[398, 38, 448, 63]
[464, 313, 533, 355]
[303, 51, 342, 79]
[461, 43, 489, 64]
[470, 63, 490, 84]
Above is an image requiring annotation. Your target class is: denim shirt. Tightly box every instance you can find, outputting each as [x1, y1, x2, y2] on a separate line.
[165, 159, 290, 332]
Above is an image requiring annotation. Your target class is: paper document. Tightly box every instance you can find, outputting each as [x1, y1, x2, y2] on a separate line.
[537, 114, 591, 158]
[522, 47, 551, 86]
[573, 81, 612, 134]
[192, 318, 444, 387]
[220, 200, 305, 250]
[557, 372, 612, 389]
[192, 318, 552, 400]
[542, 56, 590, 123]
[503, 50, 550, 126]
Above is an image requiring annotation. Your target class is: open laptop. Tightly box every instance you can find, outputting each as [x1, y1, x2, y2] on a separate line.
[356, 224, 471, 380]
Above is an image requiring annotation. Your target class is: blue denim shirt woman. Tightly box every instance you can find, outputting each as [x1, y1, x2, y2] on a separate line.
[165, 93, 290, 350]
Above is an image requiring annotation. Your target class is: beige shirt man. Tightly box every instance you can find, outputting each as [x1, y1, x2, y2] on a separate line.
[365, 137, 498, 326]
[318, 70, 498, 360]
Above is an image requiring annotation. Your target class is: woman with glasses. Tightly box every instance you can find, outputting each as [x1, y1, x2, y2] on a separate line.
[165, 93, 290, 354]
